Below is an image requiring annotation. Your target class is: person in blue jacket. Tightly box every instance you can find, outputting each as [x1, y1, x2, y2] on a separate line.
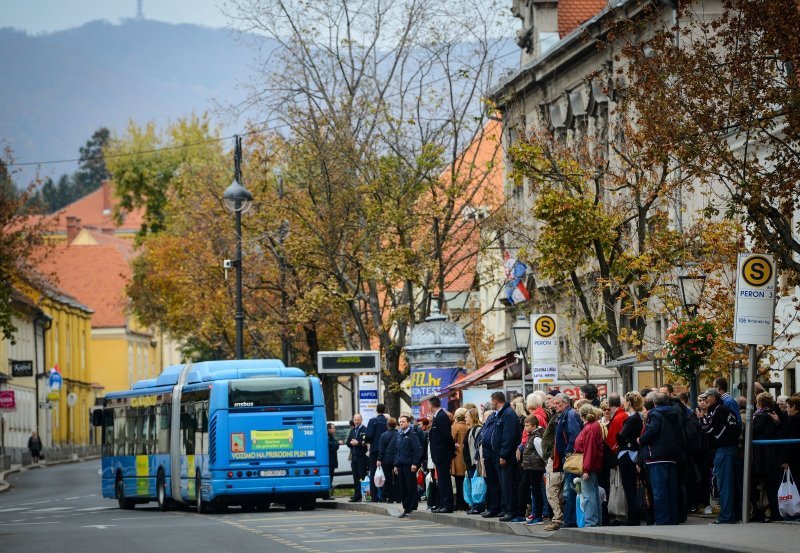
[490, 391, 523, 522]
[394, 414, 422, 518]
[552, 393, 583, 529]
[480, 408, 501, 517]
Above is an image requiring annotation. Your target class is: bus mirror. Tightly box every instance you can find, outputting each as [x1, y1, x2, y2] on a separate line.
[91, 409, 104, 427]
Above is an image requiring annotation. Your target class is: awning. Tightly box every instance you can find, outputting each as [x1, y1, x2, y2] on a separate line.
[438, 352, 518, 395]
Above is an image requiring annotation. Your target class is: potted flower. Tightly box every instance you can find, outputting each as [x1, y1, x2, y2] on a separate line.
[664, 319, 716, 381]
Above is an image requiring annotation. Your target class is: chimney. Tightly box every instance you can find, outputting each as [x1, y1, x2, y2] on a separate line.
[66, 216, 81, 243]
[101, 180, 112, 216]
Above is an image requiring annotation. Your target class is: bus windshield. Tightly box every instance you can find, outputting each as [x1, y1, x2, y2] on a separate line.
[228, 377, 312, 408]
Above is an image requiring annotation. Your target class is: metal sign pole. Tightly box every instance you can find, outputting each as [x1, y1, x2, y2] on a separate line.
[741, 343, 756, 523]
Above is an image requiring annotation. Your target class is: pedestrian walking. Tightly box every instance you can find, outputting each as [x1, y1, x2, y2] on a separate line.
[28, 431, 43, 463]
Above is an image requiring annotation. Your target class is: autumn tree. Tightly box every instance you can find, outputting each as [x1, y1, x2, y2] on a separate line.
[0, 152, 52, 341]
[620, 0, 800, 276]
[229, 0, 511, 411]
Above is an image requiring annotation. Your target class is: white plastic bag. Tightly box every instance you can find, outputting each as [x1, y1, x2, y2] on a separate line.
[374, 466, 386, 488]
[778, 468, 800, 518]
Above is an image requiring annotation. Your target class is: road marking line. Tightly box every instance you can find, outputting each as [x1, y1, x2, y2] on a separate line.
[19, 500, 51, 506]
[0, 507, 30, 512]
[0, 521, 61, 526]
[31, 507, 71, 512]
[63, 496, 81, 500]
[344, 543, 534, 552]
[76, 506, 112, 511]
[303, 531, 486, 544]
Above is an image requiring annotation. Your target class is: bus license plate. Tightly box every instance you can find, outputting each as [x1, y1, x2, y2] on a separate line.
[260, 470, 286, 477]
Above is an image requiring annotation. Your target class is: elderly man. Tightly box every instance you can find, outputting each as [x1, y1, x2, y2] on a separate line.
[545, 393, 582, 530]
[347, 414, 369, 502]
[491, 391, 522, 522]
[698, 388, 740, 524]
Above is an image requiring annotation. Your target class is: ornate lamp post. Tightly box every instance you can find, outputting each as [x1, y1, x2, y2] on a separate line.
[678, 264, 707, 406]
[222, 135, 253, 359]
[511, 314, 532, 396]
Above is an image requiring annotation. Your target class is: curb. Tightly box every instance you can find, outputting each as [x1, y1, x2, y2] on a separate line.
[325, 500, 779, 553]
[0, 456, 100, 494]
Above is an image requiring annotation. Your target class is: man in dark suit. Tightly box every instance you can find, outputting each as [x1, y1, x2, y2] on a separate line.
[394, 414, 422, 518]
[427, 396, 455, 513]
[347, 413, 369, 502]
[365, 404, 389, 501]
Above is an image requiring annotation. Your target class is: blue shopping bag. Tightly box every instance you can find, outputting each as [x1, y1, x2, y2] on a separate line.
[463, 475, 475, 507]
[471, 475, 487, 504]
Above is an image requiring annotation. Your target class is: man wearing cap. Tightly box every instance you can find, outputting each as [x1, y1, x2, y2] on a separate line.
[697, 388, 741, 524]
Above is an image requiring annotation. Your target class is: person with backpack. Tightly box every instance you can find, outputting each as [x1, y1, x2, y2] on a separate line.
[518, 415, 546, 524]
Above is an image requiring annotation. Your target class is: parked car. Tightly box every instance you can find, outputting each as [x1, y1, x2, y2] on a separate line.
[329, 420, 353, 488]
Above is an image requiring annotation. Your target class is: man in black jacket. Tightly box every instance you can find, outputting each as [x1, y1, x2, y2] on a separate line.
[365, 404, 389, 501]
[698, 388, 740, 524]
[347, 413, 369, 502]
[394, 414, 422, 518]
[427, 396, 455, 512]
[490, 391, 522, 522]
[327, 423, 339, 494]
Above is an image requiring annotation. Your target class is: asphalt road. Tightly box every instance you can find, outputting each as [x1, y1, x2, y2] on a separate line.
[1, 461, 642, 553]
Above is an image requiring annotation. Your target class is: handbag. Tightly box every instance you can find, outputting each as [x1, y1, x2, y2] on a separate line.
[374, 466, 386, 488]
[608, 466, 628, 517]
[563, 452, 584, 474]
[471, 475, 487, 504]
[778, 468, 800, 518]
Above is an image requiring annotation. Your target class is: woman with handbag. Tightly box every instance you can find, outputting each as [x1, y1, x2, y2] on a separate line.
[451, 408, 470, 510]
[464, 407, 485, 514]
[572, 404, 605, 527]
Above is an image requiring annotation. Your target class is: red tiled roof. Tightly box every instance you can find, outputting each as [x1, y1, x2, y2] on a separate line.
[35, 241, 134, 328]
[558, 0, 607, 38]
[43, 181, 144, 236]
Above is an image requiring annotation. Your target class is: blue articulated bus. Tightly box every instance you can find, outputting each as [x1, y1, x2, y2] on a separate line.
[96, 359, 330, 512]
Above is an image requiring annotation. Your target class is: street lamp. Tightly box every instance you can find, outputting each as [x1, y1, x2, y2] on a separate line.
[678, 264, 706, 406]
[273, 166, 290, 366]
[512, 313, 532, 396]
[223, 135, 253, 360]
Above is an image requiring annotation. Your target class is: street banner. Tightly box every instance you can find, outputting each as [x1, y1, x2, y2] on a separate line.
[0, 390, 15, 410]
[531, 314, 558, 361]
[734, 253, 776, 345]
[532, 362, 558, 384]
[358, 374, 379, 422]
[410, 367, 465, 419]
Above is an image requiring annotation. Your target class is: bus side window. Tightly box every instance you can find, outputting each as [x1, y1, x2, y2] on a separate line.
[157, 403, 170, 454]
[127, 408, 138, 456]
[114, 407, 126, 456]
[148, 408, 157, 455]
[138, 408, 149, 455]
[180, 402, 196, 455]
[103, 409, 114, 457]
[197, 401, 209, 456]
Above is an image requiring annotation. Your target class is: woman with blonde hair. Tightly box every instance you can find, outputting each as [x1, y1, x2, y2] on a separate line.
[573, 404, 605, 527]
[451, 407, 470, 510]
[464, 407, 485, 514]
[616, 391, 644, 525]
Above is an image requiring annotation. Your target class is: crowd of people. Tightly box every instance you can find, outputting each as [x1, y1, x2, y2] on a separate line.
[330, 380, 800, 526]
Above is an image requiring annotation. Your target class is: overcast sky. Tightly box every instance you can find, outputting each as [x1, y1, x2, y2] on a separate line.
[4, 0, 232, 34]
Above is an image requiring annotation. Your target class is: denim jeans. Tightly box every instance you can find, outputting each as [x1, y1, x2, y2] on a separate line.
[714, 446, 737, 523]
[581, 472, 601, 527]
[562, 471, 579, 527]
[541, 477, 552, 517]
[647, 462, 678, 525]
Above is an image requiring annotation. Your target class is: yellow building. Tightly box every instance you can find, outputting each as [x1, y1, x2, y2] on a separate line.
[13, 278, 95, 447]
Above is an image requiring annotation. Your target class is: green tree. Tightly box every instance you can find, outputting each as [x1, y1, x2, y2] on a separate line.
[74, 127, 110, 196]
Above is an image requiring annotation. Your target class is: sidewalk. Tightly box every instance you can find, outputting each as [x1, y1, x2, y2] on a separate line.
[327, 498, 798, 553]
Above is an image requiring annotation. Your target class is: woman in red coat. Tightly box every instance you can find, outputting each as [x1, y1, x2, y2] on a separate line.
[573, 403, 605, 527]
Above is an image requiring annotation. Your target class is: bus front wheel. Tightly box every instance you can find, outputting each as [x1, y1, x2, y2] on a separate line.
[116, 478, 134, 510]
[156, 469, 169, 512]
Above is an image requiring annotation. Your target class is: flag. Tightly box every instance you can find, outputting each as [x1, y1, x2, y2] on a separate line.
[502, 251, 530, 306]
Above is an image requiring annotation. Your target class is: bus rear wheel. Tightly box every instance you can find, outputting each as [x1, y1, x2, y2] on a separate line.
[284, 500, 301, 512]
[195, 475, 207, 514]
[116, 478, 134, 510]
[156, 469, 169, 512]
[301, 497, 316, 511]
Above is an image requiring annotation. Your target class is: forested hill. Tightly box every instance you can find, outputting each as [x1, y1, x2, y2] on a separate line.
[0, 19, 257, 185]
